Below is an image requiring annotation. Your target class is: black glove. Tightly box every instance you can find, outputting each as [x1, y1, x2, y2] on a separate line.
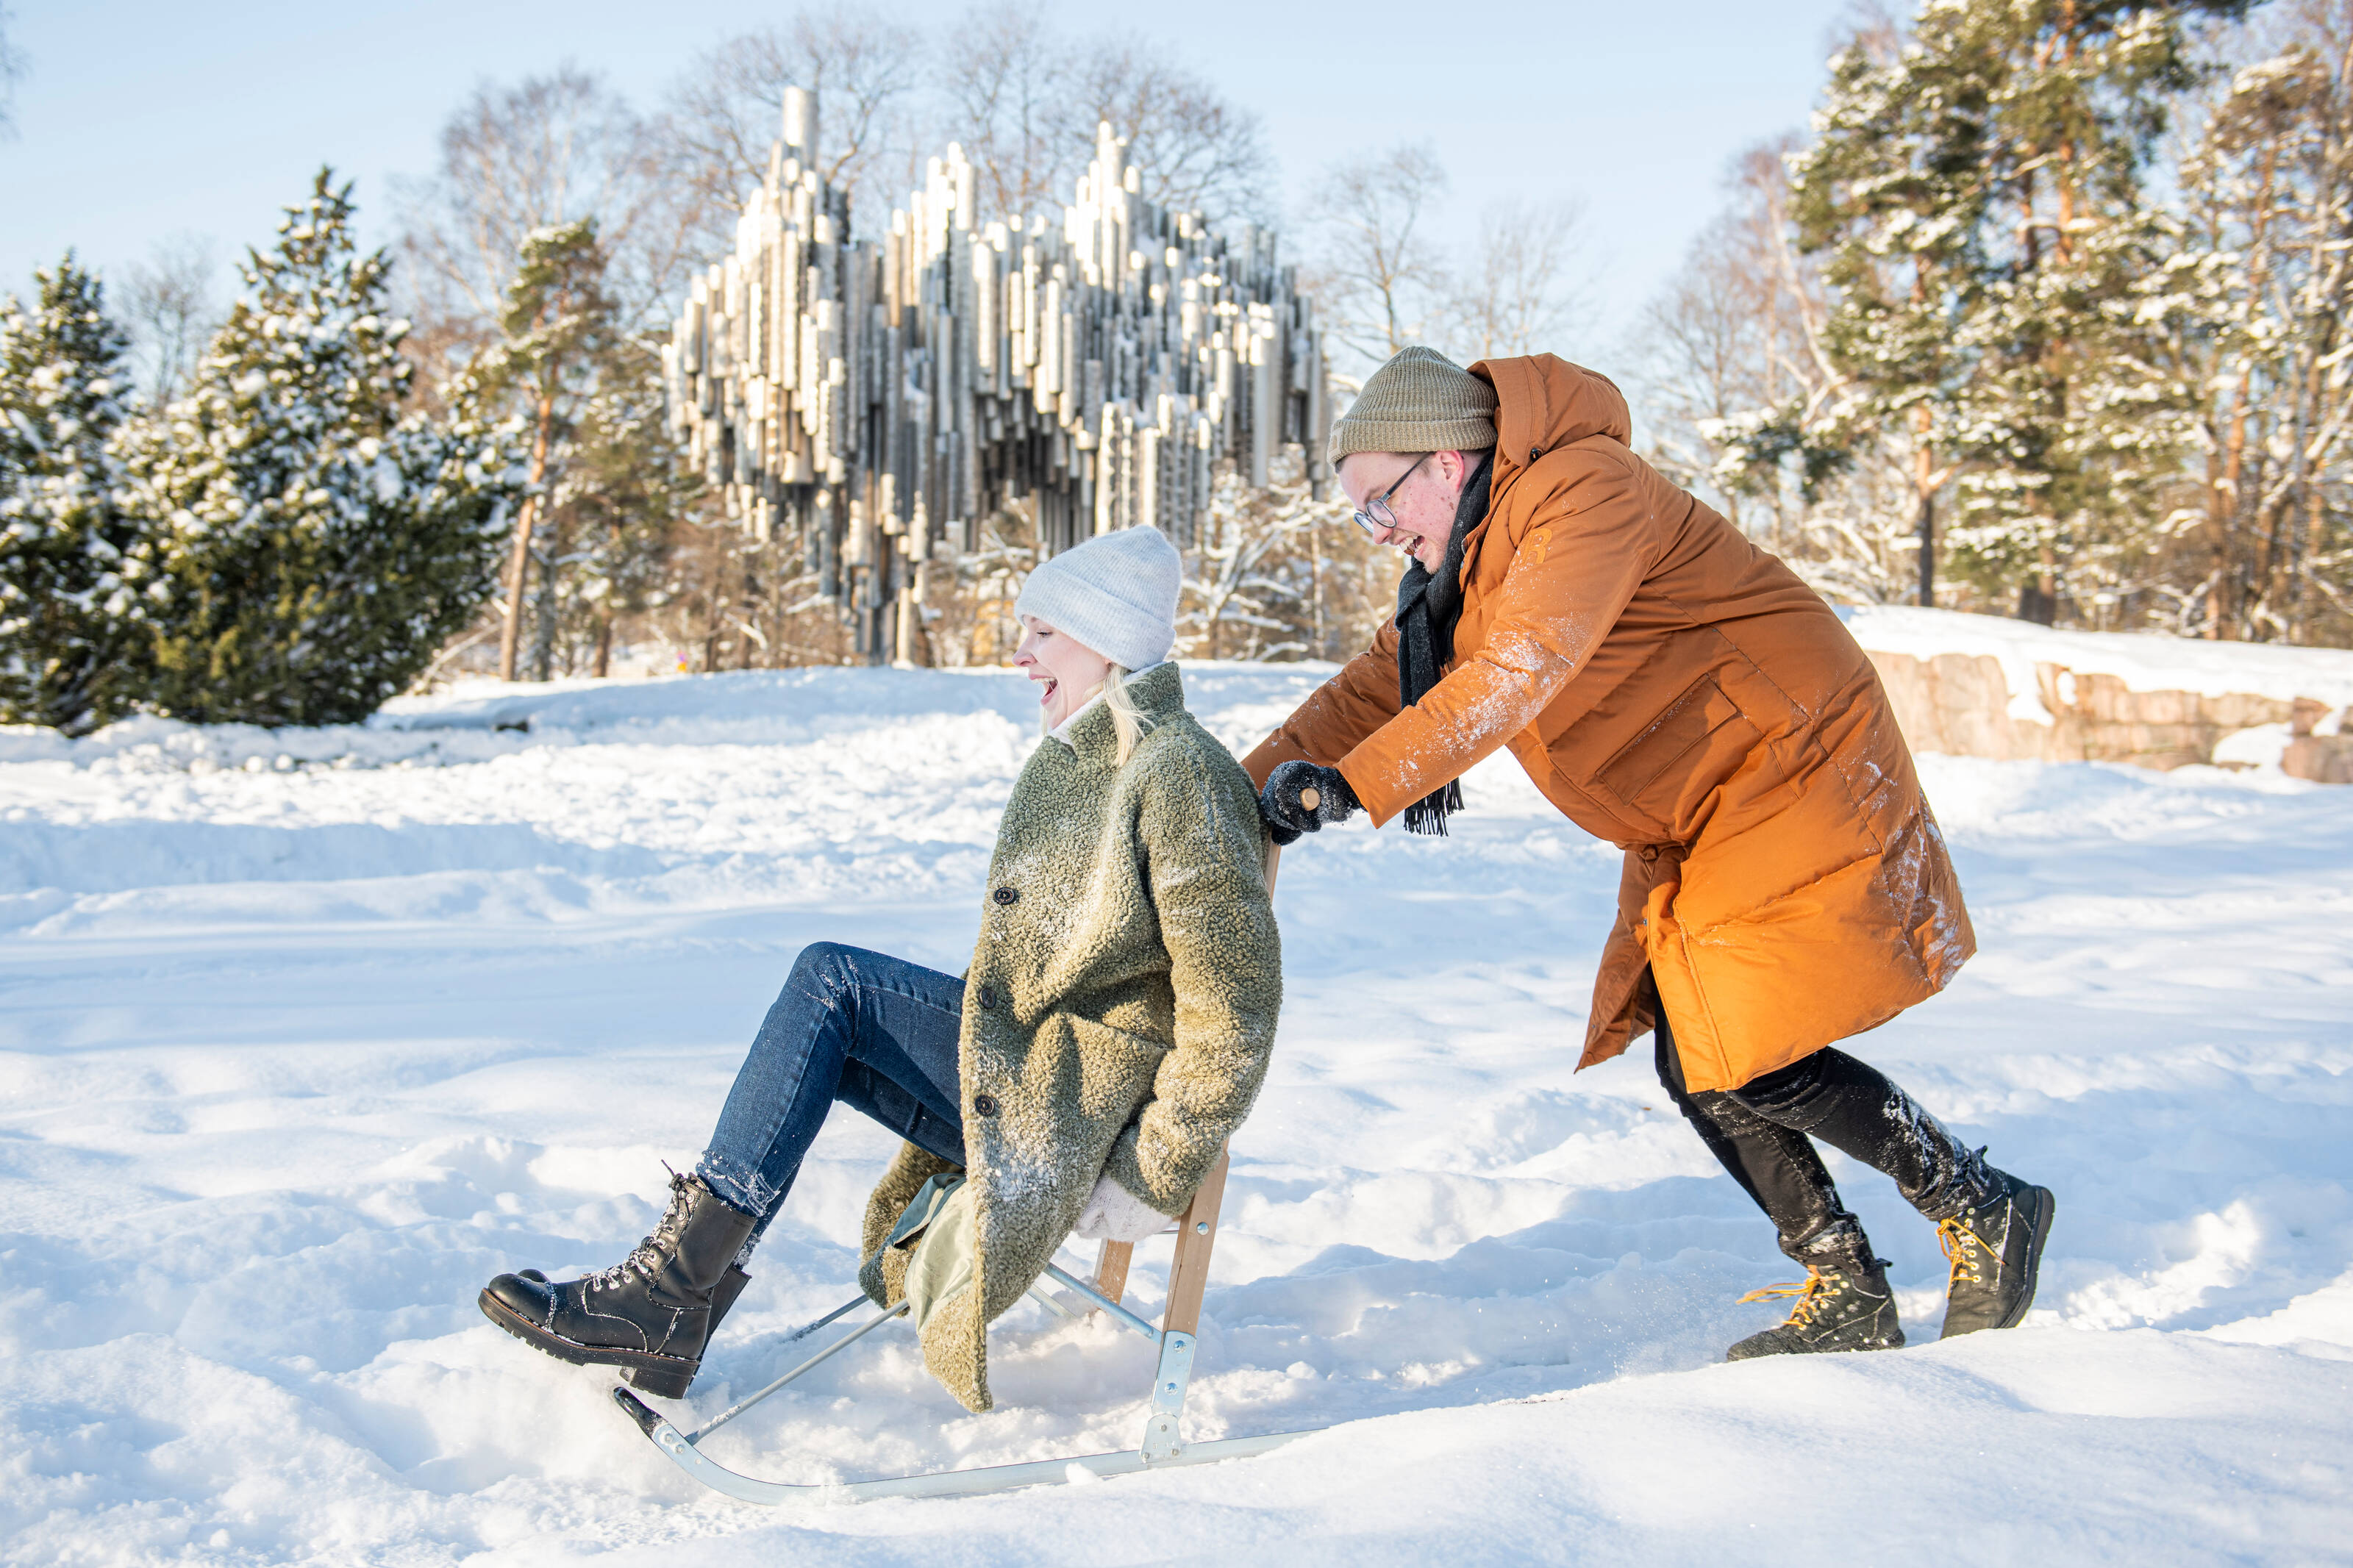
[1259, 760, 1360, 845]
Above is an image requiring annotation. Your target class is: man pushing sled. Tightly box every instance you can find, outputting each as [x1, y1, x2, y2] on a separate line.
[1249, 346, 2054, 1358]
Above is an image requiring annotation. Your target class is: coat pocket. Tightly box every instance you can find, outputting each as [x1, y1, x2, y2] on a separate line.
[1593, 675, 1759, 828]
[1065, 1014, 1170, 1123]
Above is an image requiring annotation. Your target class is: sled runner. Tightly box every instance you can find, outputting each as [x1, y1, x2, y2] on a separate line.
[612, 1145, 1322, 1502]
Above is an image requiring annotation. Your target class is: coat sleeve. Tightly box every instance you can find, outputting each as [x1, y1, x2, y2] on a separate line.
[1099, 742, 1282, 1214]
[1337, 453, 1660, 826]
[1239, 618, 1404, 789]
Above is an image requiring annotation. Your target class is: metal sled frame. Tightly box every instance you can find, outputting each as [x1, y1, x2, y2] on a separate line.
[613, 1146, 1321, 1503]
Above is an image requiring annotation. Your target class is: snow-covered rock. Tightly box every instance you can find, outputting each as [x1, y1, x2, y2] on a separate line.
[1844, 606, 2353, 780]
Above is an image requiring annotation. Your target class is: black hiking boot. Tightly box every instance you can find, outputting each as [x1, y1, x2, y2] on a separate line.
[479, 1171, 757, 1397]
[1938, 1167, 2056, 1339]
[510, 1263, 757, 1396]
[1727, 1231, 1904, 1361]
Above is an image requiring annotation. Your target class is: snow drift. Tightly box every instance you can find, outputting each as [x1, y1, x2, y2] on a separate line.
[1, 662, 2348, 1564]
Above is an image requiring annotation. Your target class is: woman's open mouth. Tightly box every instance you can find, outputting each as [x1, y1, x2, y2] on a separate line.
[1038, 676, 1057, 706]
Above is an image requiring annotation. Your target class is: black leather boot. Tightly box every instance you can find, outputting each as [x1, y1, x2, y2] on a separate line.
[1727, 1227, 1904, 1361]
[507, 1262, 754, 1397]
[1938, 1167, 2056, 1338]
[479, 1172, 757, 1396]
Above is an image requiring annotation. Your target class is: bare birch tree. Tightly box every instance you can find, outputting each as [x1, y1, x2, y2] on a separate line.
[1303, 142, 1452, 368]
[1454, 197, 1593, 360]
[0, 5, 22, 140]
[1049, 36, 1272, 223]
[394, 68, 693, 338]
[120, 235, 218, 407]
[659, 10, 924, 241]
[939, 4, 1269, 225]
[939, 2, 1069, 219]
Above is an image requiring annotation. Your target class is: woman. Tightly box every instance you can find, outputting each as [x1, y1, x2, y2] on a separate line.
[479, 525, 1282, 1413]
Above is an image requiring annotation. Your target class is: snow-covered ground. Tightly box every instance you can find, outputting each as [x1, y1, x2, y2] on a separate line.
[3, 663, 2349, 1565]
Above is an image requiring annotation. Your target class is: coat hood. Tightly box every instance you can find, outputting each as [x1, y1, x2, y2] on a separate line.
[1469, 355, 1633, 481]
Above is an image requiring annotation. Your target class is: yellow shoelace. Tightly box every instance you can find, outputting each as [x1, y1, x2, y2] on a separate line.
[1736, 1267, 1840, 1328]
[1939, 1217, 1990, 1287]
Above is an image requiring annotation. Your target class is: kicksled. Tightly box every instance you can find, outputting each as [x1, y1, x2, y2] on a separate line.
[613, 1145, 1323, 1503]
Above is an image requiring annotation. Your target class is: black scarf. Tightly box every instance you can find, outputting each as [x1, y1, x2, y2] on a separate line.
[1392, 449, 1493, 836]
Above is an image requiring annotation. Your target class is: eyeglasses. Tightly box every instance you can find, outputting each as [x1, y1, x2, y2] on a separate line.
[1350, 452, 1428, 541]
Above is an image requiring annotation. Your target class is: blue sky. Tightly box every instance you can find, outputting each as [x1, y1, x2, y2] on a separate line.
[1, 0, 1858, 354]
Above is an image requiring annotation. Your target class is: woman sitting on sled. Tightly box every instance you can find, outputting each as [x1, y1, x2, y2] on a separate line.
[479, 526, 1282, 1414]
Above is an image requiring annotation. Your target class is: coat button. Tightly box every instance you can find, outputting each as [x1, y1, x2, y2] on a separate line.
[993, 887, 1018, 905]
[972, 1092, 999, 1117]
[1529, 446, 1541, 462]
[976, 984, 999, 1010]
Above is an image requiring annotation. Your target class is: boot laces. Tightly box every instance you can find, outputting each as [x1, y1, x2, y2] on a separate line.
[589, 1171, 693, 1291]
[1939, 1216, 1992, 1288]
[1737, 1266, 1844, 1328]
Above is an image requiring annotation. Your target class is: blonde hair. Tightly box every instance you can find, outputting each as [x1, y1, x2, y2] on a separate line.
[1043, 663, 1158, 765]
[1102, 665, 1157, 765]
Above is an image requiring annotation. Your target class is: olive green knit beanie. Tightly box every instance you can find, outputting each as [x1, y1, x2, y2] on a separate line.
[1329, 346, 1499, 465]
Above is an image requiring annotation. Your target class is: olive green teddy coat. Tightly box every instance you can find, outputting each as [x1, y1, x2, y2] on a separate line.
[856, 662, 1282, 1413]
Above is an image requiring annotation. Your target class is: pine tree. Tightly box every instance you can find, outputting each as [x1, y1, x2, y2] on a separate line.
[1947, 1, 2241, 620]
[471, 220, 630, 681]
[121, 170, 522, 726]
[2155, 28, 2353, 642]
[1791, 10, 1999, 607]
[1796, 0, 2252, 620]
[0, 255, 141, 733]
[533, 326, 699, 677]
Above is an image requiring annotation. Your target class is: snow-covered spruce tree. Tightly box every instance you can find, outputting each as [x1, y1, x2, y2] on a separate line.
[121, 171, 521, 726]
[0, 255, 142, 733]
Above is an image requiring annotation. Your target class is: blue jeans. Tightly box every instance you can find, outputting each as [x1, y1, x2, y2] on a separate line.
[695, 942, 966, 1242]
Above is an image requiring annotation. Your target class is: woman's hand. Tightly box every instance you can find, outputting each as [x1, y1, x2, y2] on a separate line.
[1258, 759, 1360, 845]
[1071, 1171, 1170, 1243]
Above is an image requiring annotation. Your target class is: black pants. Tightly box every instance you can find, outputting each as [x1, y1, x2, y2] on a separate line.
[1652, 993, 1986, 1261]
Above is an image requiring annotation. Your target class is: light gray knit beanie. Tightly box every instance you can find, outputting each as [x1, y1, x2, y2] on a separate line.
[1015, 525, 1183, 670]
[1329, 346, 1499, 465]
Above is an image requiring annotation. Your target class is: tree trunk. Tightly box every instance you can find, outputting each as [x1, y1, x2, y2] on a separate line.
[497, 384, 558, 682]
[1915, 488, 1935, 608]
[2209, 138, 2281, 640]
[1913, 405, 1937, 608]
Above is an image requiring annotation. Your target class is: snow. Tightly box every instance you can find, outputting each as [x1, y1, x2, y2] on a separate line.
[4, 662, 2351, 1564]
[1843, 604, 2353, 725]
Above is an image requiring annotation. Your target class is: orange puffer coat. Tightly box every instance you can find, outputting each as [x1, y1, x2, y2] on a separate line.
[1242, 354, 1973, 1092]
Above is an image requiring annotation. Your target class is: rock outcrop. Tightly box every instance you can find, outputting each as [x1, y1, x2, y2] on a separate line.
[1862, 648, 2351, 784]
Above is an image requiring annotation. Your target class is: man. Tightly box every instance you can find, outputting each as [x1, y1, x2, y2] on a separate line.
[1249, 346, 2053, 1358]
